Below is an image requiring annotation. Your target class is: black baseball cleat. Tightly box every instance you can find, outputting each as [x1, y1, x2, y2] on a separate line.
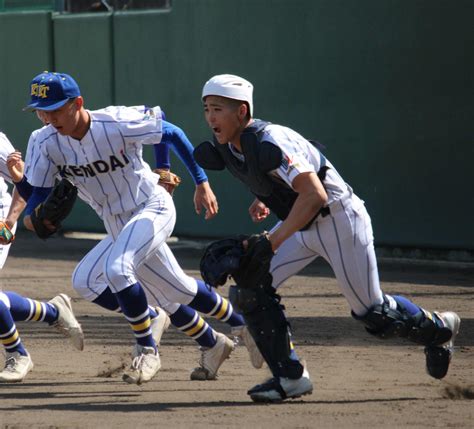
[424, 312, 461, 379]
[247, 367, 313, 403]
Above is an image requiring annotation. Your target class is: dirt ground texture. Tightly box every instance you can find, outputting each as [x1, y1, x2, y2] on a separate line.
[0, 234, 472, 429]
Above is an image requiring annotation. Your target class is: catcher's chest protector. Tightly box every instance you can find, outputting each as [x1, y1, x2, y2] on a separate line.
[213, 121, 317, 228]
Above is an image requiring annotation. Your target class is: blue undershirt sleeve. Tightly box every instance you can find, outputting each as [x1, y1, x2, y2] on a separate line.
[13, 176, 34, 201]
[24, 186, 53, 216]
[158, 120, 208, 185]
[154, 141, 171, 170]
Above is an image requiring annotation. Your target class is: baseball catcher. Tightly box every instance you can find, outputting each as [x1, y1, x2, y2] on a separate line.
[201, 232, 305, 381]
[30, 178, 78, 239]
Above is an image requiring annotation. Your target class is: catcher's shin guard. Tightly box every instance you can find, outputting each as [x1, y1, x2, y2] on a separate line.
[229, 278, 303, 379]
[353, 296, 452, 347]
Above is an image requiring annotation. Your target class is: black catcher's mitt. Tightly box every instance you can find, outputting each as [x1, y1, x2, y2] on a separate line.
[200, 238, 245, 287]
[31, 178, 78, 239]
[233, 233, 274, 288]
[200, 233, 274, 289]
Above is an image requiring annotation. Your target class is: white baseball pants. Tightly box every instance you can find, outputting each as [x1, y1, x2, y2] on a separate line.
[72, 189, 196, 314]
[270, 193, 384, 316]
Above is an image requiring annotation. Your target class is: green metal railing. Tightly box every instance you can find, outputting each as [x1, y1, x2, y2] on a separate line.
[0, 0, 61, 12]
[0, 0, 169, 13]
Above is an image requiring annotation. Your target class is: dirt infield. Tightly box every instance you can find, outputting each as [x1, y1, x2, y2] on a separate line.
[0, 234, 472, 428]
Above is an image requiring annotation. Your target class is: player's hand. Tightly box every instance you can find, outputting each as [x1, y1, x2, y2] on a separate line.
[194, 181, 218, 220]
[154, 168, 181, 196]
[0, 219, 15, 245]
[7, 151, 25, 183]
[249, 198, 270, 222]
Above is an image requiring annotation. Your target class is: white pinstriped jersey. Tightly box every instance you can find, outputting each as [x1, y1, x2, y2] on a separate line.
[0, 132, 14, 212]
[0, 132, 16, 271]
[27, 106, 163, 219]
[24, 125, 48, 179]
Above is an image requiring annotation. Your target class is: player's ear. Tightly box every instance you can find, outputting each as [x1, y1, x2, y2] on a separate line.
[238, 102, 249, 120]
[74, 96, 84, 110]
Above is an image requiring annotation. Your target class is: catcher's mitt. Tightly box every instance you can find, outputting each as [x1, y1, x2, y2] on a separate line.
[233, 232, 274, 288]
[154, 168, 181, 195]
[200, 232, 274, 289]
[200, 238, 245, 287]
[31, 178, 78, 239]
[0, 221, 15, 245]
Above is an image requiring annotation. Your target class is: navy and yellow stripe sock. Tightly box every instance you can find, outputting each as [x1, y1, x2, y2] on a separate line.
[93, 287, 158, 319]
[115, 283, 156, 350]
[189, 280, 245, 327]
[170, 304, 216, 348]
[0, 300, 27, 356]
[5, 291, 58, 324]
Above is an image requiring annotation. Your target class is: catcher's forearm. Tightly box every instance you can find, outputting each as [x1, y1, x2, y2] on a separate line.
[270, 177, 326, 250]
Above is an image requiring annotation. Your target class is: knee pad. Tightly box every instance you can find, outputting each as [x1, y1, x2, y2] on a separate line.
[230, 283, 303, 379]
[353, 297, 447, 346]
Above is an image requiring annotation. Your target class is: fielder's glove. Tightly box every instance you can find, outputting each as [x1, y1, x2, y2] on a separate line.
[31, 178, 78, 239]
[154, 168, 181, 196]
[0, 221, 15, 245]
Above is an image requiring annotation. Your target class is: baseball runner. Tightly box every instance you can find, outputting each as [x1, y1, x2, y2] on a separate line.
[20, 71, 261, 384]
[0, 131, 83, 383]
[195, 74, 461, 402]
[68, 107, 263, 379]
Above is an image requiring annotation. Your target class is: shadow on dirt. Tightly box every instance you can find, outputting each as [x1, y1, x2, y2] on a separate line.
[9, 234, 474, 287]
[16, 314, 474, 348]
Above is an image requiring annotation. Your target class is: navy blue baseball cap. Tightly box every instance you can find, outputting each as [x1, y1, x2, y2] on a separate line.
[23, 71, 81, 111]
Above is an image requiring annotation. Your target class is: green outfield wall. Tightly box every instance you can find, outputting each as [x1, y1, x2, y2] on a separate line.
[0, 0, 472, 249]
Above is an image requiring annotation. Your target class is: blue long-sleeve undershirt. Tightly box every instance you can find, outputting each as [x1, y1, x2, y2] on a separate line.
[155, 120, 208, 185]
[24, 186, 52, 216]
[14, 176, 34, 201]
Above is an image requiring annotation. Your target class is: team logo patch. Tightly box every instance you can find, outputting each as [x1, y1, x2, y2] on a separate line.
[31, 83, 50, 99]
[281, 154, 292, 169]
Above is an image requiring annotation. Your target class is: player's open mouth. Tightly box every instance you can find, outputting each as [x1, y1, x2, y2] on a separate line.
[213, 127, 221, 134]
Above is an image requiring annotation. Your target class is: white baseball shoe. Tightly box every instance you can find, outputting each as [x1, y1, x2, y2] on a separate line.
[231, 325, 265, 369]
[0, 351, 34, 383]
[150, 307, 170, 346]
[425, 311, 461, 379]
[49, 294, 84, 351]
[248, 365, 313, 403]
[190, 332, 234, 380]
[122, 345, 161, 385]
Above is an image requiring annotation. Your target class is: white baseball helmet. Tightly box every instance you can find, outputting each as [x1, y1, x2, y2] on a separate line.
[202, 74, 254, 116]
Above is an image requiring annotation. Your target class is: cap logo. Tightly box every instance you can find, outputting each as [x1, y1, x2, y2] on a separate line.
[31, 83, 50, 99]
